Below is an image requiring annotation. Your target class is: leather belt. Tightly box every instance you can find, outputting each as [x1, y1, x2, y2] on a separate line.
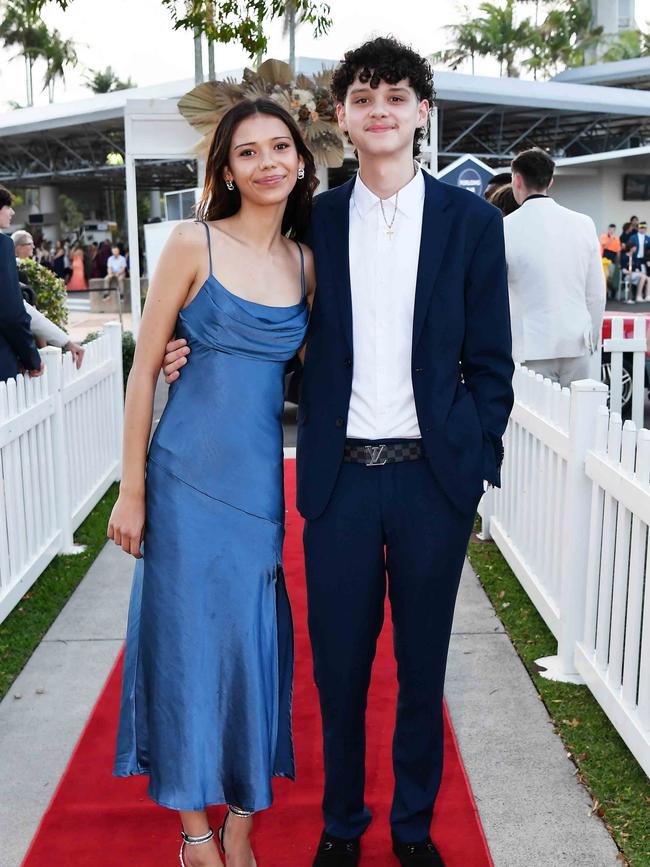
[343, 439, 423, 467]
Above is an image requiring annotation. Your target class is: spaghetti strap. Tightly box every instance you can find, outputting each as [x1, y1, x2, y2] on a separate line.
[196, 220, 213, 276]
[295, 241, 305, 299]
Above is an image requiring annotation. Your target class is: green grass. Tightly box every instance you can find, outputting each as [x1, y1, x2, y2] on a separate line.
[468, 521, 650, 867]
[0, 484, 118, 702]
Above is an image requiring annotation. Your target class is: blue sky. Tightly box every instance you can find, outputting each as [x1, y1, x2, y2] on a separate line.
[1, 0, 649, 108]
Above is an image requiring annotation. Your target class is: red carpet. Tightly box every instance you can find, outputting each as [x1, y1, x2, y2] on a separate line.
[22, 461, 492, 867]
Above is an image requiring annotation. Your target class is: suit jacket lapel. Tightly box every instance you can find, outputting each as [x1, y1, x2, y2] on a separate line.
[412, 173, 453, 349]
[324, 178, 355, 354]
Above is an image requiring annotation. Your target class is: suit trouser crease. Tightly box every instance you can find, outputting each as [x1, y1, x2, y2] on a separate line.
[303, 460, 476, 843]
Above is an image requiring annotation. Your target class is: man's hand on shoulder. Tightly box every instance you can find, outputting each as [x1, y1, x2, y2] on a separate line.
[163, 337, 190, 383]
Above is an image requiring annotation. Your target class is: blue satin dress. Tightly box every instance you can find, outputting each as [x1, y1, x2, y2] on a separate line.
[113, 222, 308, 813]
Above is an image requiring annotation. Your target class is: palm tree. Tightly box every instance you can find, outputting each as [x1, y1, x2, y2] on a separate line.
[543, 0, 602, 69]
[205, 0, 216, 80]
[0, 0, 50, 105]
[84, 66, 135, 93]
[283, 0, 299, 72]
[475, 0, 532, 77]
[600, 27, 649, 62]
[42, 29, 78, 102]
[431, 7, 483, 74]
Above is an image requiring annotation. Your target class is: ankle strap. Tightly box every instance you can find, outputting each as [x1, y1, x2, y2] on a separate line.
[229, 804, 254, 818]
[181, 828, 214, 845]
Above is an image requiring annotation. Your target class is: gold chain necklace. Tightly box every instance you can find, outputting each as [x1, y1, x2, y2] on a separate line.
[379, 190, 399, 240]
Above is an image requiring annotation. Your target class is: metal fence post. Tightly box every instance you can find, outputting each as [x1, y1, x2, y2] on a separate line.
[536, 377, 608, 683]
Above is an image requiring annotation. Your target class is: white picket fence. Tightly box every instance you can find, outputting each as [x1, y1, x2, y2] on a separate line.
[480, 365, 650, 776]
[0, 322, 123, 625]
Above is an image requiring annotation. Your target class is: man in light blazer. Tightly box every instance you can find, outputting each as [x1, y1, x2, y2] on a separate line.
[504, 148, 605, 387]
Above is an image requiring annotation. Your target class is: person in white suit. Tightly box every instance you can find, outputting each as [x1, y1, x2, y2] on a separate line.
[504, 147, 605, 388]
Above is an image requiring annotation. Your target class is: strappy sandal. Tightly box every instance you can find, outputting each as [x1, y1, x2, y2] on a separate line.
[218, 805, 255, 855]
[179, 827, 214, 867]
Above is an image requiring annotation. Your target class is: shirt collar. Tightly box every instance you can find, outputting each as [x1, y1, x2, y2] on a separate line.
[352, 165, 425, 220]
[522, 193, 551, 205]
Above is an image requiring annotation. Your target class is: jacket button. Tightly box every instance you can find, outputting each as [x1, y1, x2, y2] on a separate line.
[415, 367, 424, 373]
[335, 417, 344, 427]
[344, 358, 352, 368]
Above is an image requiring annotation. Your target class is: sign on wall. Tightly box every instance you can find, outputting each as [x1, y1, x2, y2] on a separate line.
[436, 155, 495, 197]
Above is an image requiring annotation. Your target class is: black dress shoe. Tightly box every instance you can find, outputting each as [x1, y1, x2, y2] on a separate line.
[392, 835, 445, 866]
[312, 831, 361, 866]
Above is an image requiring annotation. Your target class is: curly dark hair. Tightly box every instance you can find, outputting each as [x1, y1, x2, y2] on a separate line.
[330, 36, 435, 157]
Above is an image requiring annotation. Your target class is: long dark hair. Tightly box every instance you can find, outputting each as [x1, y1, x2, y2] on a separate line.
[196, 98, 318, 239]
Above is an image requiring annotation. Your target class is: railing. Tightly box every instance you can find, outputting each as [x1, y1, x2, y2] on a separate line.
[480, 364, 650, 777]
[0, 322, 123, 625]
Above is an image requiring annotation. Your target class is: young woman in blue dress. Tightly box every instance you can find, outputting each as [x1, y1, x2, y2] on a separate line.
[107, 99, 317, 867]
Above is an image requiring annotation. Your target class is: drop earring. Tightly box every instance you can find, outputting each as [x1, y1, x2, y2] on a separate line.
[225, 179, 235, 191]
[297, 167, 305, 180]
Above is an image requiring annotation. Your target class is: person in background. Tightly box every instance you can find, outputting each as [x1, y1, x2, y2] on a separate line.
[600, 223, 621, 298]
[12, 230, 85, 368]
[11, 229, 35, 262]
[95, 239, 111, 278]
[629, 220, 650, 273]
[620, 221, 634, 252]
[483, 171, 512, 201]
[52, 240, 66, 279]
[0, 185, 43, 382]
[67, 245, 88, 290]
[505, 147, 605, 387]
[600, 223, 621, 265]
[103, 244, 127, 298]
[487, 183, 519, 217]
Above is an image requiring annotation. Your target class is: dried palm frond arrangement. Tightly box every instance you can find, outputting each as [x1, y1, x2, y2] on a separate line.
[178, 59, 345, 168]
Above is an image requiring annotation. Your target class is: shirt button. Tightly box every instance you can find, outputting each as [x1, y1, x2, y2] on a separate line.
[335, 417, 344, 428]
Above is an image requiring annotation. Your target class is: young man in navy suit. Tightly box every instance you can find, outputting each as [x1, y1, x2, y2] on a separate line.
[163, 37, 513, 867]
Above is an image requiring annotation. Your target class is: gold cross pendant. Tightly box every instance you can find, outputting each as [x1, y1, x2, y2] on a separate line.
[386, 226, 394, 240]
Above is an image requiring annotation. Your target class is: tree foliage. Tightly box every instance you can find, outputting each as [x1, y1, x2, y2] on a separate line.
[83, 66, 136, 94]
[160, 0, 332, 59]
[434, 0, 607, 79]
[0, 0, 78, 104]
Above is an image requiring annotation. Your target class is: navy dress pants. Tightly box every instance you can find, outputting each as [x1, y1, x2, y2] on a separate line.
[303, 457, 478, 843]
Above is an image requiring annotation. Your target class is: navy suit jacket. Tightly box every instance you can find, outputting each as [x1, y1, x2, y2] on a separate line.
[297, 171, 514, 520]
[0, 233, 41, 381]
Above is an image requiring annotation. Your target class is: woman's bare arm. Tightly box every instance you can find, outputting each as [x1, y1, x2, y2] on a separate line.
[107, 223, 202, 556]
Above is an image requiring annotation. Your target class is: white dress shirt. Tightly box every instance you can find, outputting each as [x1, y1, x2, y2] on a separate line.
[347, 168, 425, 439]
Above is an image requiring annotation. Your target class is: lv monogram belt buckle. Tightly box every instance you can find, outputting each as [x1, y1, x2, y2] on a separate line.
[365, 444, 387, 467]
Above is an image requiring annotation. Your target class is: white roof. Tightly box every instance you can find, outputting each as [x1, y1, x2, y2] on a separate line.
[4, 60, 650, 140]
[430, 67, 650, 115]
[553, 57, 650, 86]
[0, 56, 336, 137]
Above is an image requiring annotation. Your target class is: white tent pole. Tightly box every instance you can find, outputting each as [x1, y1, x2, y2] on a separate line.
[125, 153, 142, 338]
